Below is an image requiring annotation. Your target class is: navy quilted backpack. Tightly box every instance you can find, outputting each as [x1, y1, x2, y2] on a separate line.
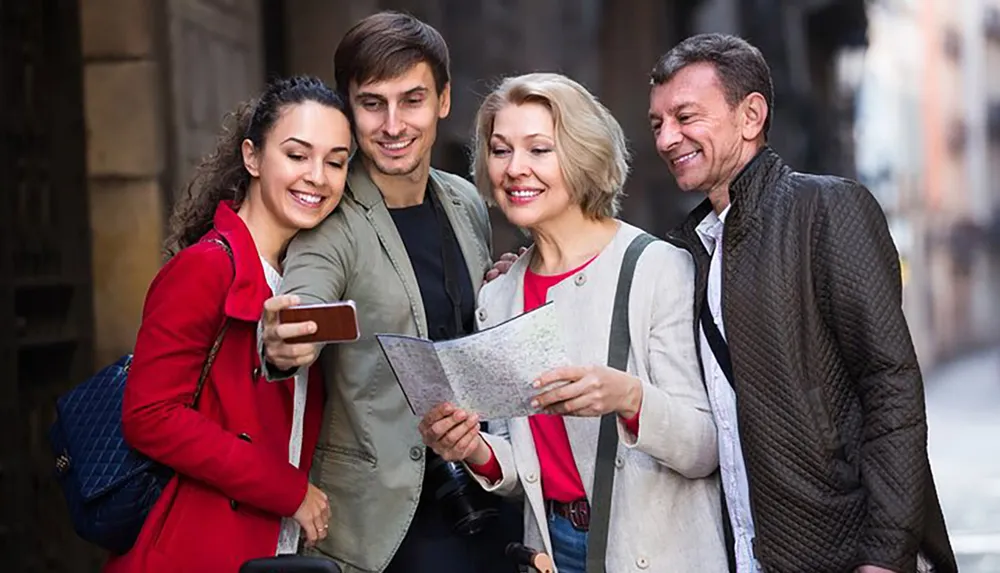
[47, 237, 232, 554]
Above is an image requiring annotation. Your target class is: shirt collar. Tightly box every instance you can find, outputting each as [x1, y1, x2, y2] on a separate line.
[694, 204, 732, 253]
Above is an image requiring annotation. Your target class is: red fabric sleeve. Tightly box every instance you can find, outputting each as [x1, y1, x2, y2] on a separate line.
[466, 442, 503, 483]
[122, 244, 307, 518]
[621, 405, 641, 437]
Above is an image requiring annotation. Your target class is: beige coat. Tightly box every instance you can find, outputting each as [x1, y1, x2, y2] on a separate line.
[468, 222, 728, 572]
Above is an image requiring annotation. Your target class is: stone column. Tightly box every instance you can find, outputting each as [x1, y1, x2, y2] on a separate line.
[81, 0, 169, 366]
[82, 0, 265, 366]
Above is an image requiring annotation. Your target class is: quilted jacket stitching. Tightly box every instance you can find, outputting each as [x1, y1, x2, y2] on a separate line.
[669, 148, 956, 573]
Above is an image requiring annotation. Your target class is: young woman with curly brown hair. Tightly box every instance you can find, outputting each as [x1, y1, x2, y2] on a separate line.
[104, 75, 351, 573]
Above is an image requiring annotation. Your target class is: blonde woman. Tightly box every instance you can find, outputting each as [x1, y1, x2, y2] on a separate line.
[418, 73, 727, 572]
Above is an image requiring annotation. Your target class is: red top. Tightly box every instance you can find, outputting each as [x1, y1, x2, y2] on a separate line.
[469, 256, 639, 502]
[104, 202, 325, 573]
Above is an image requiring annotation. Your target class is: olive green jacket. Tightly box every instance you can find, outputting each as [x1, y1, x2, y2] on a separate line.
[276, 157, 492, 572]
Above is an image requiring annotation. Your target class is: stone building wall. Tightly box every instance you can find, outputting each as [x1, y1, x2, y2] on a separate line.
[82, 0, 169, 369]
[83, 0, 264, 368]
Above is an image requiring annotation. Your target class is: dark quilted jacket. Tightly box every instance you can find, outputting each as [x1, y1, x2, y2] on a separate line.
[667, 148, 957, 573]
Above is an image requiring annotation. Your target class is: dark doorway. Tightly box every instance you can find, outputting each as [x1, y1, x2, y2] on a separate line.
[0, 0, 99, 570]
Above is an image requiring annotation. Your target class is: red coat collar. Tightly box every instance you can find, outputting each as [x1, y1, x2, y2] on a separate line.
[203, 201, 271, 322]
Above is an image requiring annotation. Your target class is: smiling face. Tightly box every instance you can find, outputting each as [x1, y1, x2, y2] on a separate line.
[648, 62, 765, 196]
[486, 102, 578, 230]
[242, 100, 352, 231]
[349, 62, 451, 178]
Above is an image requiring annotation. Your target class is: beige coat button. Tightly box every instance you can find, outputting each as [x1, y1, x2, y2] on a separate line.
[615, 455, 624, 469]
[525, 472, 538, 484]
[409, 447, 423, 461]
[636, 557, 649, 569]
[476, 308, 488, 322]
[574, 273, 586, 286]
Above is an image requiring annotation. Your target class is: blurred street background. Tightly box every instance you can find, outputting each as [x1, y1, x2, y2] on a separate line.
[926, 347, 1000, 572]
[1, 0, 997, 571]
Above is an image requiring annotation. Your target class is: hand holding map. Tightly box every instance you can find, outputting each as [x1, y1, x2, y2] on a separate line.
[377, 303, 570, 419]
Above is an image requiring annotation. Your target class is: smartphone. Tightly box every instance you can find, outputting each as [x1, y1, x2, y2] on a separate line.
[277, 300, 361, 344]
[240, 556, 341, 573]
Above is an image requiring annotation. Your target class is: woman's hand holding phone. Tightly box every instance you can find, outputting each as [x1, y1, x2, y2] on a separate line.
[262, 296, 361, 372]
[262, 295, 322, 371]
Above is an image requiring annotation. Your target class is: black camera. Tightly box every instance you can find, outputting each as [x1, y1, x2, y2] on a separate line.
[423, 450, 501, 536]
[240, 556, 341, 573]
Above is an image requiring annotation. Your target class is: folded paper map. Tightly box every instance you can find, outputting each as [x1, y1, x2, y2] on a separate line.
[376, 302, 571, 419]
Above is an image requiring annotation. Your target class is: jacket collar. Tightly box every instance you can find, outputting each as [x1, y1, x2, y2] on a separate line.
[342, 154, 491, 337]
[345, 154, 458, 210]
[345, 155, 385, 210]
[208, 201, 272, 322]
[674, 199, 714, 254]
[728, 145, 785, 220]
[674, 146, 786, 249]
[483, 220, 643, 311]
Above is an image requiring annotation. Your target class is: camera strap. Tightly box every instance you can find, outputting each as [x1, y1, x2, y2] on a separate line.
[586, 232, 657, 573]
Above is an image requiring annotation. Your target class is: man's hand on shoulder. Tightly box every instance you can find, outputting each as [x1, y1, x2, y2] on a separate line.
[483, 246, 528, 284]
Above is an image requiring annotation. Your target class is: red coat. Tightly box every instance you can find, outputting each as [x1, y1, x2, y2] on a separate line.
[104, 202, 325, 573]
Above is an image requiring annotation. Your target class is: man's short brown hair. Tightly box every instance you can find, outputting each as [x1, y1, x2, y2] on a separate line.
[334, 11, 450, 98]
[651, 34, 774, 138]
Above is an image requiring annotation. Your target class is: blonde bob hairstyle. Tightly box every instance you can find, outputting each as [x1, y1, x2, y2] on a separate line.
[471, 73, 630, 219]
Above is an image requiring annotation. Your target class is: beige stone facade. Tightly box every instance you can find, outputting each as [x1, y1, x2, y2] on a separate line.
[81, 0, 168, 367]
[81, 0, 265, 366]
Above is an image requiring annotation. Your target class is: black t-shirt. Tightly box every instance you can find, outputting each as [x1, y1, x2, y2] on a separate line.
[388, 191, 475, 342]
[387, 190, 522, 567]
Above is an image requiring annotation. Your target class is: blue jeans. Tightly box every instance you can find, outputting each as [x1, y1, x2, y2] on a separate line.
[548, 512, 588, 573]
